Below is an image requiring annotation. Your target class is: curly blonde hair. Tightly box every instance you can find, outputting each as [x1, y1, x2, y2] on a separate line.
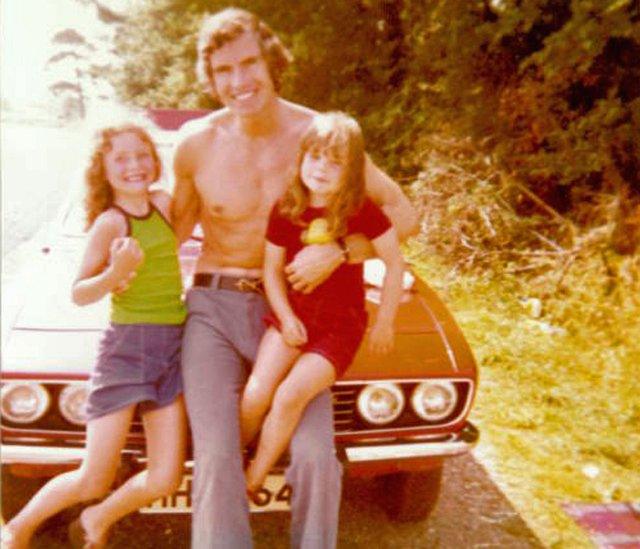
[196, 7, 293, 98]
[84, 125, 161, 230]
[280, 112, 366, 238]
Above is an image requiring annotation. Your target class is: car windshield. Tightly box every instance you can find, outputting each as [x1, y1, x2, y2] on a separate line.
[61, 200, 87, 237]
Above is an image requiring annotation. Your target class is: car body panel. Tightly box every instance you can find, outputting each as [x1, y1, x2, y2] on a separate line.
[3, 330, 102, 375]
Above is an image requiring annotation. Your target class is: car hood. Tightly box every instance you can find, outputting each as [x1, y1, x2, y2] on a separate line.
[346, 282, 473, 380]
[3, 241, 107, 376]
[3, 329, 102, 376]
[10, 242, 109, 331]
[5, 246, 474, 379]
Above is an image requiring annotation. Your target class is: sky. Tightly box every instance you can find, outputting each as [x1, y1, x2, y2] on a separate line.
[2, 1, 73, 109]
[0, 0, 133, 112]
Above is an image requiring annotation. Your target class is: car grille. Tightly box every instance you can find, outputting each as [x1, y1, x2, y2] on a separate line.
[332, 386, 357, 431]
[127, 386, 358, 435]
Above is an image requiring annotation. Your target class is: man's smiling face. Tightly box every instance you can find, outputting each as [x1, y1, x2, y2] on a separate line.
[209, 31, 276, 115]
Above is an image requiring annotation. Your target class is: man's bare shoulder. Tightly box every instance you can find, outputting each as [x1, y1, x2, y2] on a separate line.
[174, 109, 233, 171]
[278, 100, 317, 143]
[176, 109, 230, 146]
[280, 100, 315, 125]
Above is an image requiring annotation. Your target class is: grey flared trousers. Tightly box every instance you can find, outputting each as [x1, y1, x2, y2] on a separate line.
[181, 285, 342, 549]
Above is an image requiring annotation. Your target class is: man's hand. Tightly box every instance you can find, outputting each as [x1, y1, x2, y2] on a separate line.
[281, 314, 308, 347]
[285, 243, 343, 294]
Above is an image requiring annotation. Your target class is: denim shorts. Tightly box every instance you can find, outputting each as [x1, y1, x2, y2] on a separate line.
[85, 323, 184, 421]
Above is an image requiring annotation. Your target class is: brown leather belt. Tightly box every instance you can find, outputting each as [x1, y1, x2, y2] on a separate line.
[193, 273, 263, 293]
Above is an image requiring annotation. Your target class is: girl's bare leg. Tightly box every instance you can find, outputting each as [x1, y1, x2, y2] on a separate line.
[1, 405, 135, 548]
[240, 327, 301, 447]
[79, 395, 187, 542]
[245, 353, 336, 492]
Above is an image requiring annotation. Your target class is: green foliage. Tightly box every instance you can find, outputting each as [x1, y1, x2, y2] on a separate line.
[113, 0, 640, 246]
[115, 3, 204, 108]
[401, 0, 640, 223]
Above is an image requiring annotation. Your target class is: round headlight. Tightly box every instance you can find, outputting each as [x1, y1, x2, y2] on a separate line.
[411, 381, 457, 422]
[0, 382, 51, 424]
[58, 384, 89, 426]
[357, 383, 405, 425]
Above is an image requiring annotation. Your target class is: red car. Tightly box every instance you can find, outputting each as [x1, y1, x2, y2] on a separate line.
[1, 110, 478, 523]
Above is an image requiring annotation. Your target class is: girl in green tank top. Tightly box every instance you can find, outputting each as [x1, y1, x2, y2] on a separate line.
[3, 124, 188, 549]
[110, 202, 186, 325]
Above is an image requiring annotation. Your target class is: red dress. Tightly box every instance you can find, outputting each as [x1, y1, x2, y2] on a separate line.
[265, 198, 392, 376]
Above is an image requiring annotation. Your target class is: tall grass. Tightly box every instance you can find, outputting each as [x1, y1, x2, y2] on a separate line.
[406, 243, 640, 548]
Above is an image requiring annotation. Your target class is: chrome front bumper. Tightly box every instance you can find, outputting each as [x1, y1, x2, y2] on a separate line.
[2, 445, 88, 464]
[344, 422, 478, 463]
[2, 423, 478, 467]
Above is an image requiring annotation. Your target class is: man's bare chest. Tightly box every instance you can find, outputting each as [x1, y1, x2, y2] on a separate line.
[193, 142, 297, 221]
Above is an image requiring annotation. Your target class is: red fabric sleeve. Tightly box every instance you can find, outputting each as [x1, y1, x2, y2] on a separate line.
[348, 197, 392, 240]
[265, 205, 293, 247]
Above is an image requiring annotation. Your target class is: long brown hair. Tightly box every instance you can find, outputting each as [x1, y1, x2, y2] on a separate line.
[280, 112, 366, 237]
[84, 125, 161, 230]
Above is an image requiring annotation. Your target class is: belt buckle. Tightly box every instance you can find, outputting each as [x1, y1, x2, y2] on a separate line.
[234, 278, 262, 293]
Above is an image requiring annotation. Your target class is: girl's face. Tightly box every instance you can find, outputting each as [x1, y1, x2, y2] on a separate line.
[103, 132, 157, 197]
[300, 146, 346, 204]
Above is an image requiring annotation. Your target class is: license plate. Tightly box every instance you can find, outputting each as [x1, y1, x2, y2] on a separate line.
[141, 474, 291, 514]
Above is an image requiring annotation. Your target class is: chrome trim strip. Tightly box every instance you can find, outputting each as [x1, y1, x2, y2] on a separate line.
[418, 295, 460, 372]
[1, 379, 89, 385]
[335, 377, 473, 386]
[2, 445, 147, 465]
[346, 441, 468, 461]
[2, 445, 87, 464]
[345, 424, 478, 462]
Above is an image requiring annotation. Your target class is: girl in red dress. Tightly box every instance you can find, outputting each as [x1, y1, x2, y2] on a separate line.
[240, 112, 405, 494]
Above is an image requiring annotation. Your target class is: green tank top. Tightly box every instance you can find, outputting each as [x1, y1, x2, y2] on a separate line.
[110, 204, 186, 325]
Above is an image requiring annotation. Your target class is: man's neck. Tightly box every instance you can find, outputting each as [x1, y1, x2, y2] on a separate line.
[234, 97, 282, 138]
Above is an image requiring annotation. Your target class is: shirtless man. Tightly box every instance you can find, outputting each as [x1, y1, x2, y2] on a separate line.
[172, 8, 418, 549]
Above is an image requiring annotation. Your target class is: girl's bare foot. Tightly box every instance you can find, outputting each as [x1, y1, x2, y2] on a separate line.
[245, 462, 265, 495]
[68, 508, 108, 549]
[0, 525, 30, 549]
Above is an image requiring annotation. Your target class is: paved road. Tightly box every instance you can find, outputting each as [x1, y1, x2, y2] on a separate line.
[29, 454, 541, 548]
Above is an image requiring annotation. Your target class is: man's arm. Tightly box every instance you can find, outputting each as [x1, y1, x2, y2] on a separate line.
[171, 140, 201, 244]
[338, 158, 419, 264]
[364, 154, 419, 240]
